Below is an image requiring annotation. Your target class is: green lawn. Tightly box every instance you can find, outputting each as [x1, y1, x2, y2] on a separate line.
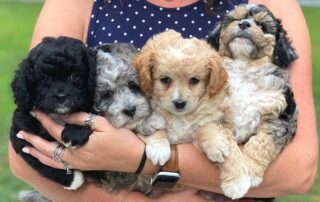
[0, 2, 318, 202]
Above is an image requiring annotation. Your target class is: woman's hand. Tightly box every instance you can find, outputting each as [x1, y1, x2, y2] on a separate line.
[18, 111, 145, 172]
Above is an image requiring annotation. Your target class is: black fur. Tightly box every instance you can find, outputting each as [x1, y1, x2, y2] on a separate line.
[10, 36, 96, 188]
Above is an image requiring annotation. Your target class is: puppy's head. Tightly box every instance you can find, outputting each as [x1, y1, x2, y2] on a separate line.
[11, 37, 96, 114]
[93, 43, 150, 129]
[208, 4, 297, 67]
[134, 30, 227, 116]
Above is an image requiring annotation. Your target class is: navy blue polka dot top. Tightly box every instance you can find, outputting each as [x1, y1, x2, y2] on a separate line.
[86, 0, 248, 49]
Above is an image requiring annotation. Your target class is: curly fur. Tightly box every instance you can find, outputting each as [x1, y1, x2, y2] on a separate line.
[134, 30, 252, 197]
[10, 36, 96, 192]
[207, 4, 298, 199]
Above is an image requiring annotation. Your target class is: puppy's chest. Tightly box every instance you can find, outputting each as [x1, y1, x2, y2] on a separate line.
[166, 118, 198, 144]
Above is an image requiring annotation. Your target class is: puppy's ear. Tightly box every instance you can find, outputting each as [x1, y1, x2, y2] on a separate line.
[207, 57, 228, 98]
[132, 45, 155, 97]
[207, 22, 222, 51]
[273, 21, 298, 67]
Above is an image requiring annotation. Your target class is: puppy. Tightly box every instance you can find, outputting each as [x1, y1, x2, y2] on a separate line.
[10, 36, 96, 190]
[134, 30, 251, 197]
[89, 43, 155, 194]
[208, 4, 298, 198]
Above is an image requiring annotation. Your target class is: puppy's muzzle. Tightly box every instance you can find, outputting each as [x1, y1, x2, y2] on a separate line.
[239, 21, 251, 30]
[173, 99, 187, 111]
[122, 106, 136, 118]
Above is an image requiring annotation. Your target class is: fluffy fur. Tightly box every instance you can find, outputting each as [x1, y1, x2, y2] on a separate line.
[88, 43, 155, 194]
[10, 36, 96, 190]
[207, 4, 298, 199]
[134, 30, 251, 197]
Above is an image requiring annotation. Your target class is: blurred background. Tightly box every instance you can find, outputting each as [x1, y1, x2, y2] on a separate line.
[0, 0, 319, 201]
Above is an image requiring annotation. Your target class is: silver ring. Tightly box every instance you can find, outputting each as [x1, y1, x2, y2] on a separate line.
[84, 113, 96, 129]
[53, 144, 71, 175]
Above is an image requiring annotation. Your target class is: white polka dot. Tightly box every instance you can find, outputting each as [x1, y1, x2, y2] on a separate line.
[137, 48, 141, 51]
[210, 7, 214, 10]
[142, 19, 146, 23]
[158, 21, 162, 24]
[105, 13, 109, 17]
[99, 41, 102, 45]
[191, 20, 195, 24]
[182, 27, 186, 31]
[184, 14, 188, 17]
[130, 40, 134, 43]
[90, 31, 94, 35]
[217, 15, 221, 18]
[220, 1, 223, 4]
[176, 7, 180, 11]
[128, 4, 132, 7]
[149, 27, 153, 31]
[107, 0, 111, 3]
[193, 6, 197, 10]
[226, 10, 229, 13]
[111, 19, 115, 22]
[165, 28, 169, 31]
[114, 40, 118, 43]
[102, 27, 106, 30]
[135, 11, 139, 15]
[174, 21, 178, 24]
[123, 32, 127, 36]
[133, 25, 137, 29]
[91, 14, 95, 18]
[159, 7, 163, 11]
[94, 35, 97, 38]
[120, 11, 124, 15]
[167, 14, 171, 18]
[205, 35, 209, 38]
[208, 21, 212, 24]
[117, 25, 121, 29]
[198, 27, 202, 31]
[189, 35, 193, 38]
[200, 13, 204, 17]
[150, 13, 154, 17]
[99, 6, 103, 10]
[140, 33, 144, 37]
[94, 0, 97, 2]
[113, 5, 117, 8]
[143, 5, 147, 9]
[96, 20, 100, 23]
[126, 18, 130, 21]
[108, 33, 112, 36]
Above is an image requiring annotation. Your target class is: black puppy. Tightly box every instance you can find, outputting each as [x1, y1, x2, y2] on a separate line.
[10, 36, 96, 189]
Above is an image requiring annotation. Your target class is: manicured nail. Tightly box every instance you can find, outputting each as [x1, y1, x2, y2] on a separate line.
[22, 147, 30, 154]
[17, 133, 24, 139]
[29, 111, 35, 117]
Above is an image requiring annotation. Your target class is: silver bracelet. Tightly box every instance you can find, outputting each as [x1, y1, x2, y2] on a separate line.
[120, 191, 130, 202]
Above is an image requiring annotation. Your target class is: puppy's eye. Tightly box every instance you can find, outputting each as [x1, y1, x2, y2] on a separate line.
[190, 77, 200, 85]
[257, 23, 268, 33]
[128, 81, 141, 91]
[41, 75, 49, 82]
[160, 77, 172, 85]
[102, 90, 113, 99]
[70, 73, 80, 80]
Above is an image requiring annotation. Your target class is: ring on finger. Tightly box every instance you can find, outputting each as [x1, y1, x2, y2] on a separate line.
[84, 113, 96, 129]
[52, 144, 71, 174]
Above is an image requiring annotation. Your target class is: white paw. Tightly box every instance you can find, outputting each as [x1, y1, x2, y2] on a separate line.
[146, 141, 171, 166]
[63, 141, 72, 148]
[64, 171, 85, 190]
[221, 174, 251, 200]
[203, 138, 230, 163]
[250, 174, 263, 187]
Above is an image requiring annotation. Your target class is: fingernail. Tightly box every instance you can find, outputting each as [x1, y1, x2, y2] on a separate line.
[17, 133, 24, 139]
[30, 111, 35, 117]
[22, 147, 30, 154]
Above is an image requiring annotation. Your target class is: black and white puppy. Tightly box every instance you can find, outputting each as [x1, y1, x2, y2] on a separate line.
[207, 4, 298, 199]
[10, 36, 96, 190]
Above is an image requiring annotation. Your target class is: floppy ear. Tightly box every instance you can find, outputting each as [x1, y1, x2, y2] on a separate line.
[273, 21, 298, 67]
[207, 22, 222, 51]
[132, 46, 155, 97]
[207, 57, 228, 98]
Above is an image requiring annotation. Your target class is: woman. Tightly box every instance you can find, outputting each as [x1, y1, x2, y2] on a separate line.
[9, 0, 317, 201]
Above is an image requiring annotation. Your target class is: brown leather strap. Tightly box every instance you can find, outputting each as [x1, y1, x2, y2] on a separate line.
[162, 144, 179, 172]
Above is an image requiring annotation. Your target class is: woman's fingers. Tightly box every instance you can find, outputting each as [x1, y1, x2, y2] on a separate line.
[61, 112, 113, 132]
[32, 111, 64, 143]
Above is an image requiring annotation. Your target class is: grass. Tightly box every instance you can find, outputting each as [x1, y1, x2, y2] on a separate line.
[0, 2, 318, 202]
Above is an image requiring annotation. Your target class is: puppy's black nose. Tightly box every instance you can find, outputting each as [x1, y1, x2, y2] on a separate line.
[122, 106, 136, 117]
[239, 21, 251, 30]
[55, 92, 66, 102]
[173, 100, 187, 110]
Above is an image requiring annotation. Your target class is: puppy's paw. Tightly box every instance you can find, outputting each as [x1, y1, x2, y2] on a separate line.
[62, 124, 92, 148]
[138, 112, 166, 136]
[221, 174, 251, 200]
[63, 171, 85, 190]
[146, 140, 171, 166]
[202, 136, 230, 163]
[250, 174, 263, 187]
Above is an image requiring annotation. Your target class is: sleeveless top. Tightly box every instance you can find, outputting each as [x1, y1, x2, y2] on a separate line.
[86, 0, 248, 49]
